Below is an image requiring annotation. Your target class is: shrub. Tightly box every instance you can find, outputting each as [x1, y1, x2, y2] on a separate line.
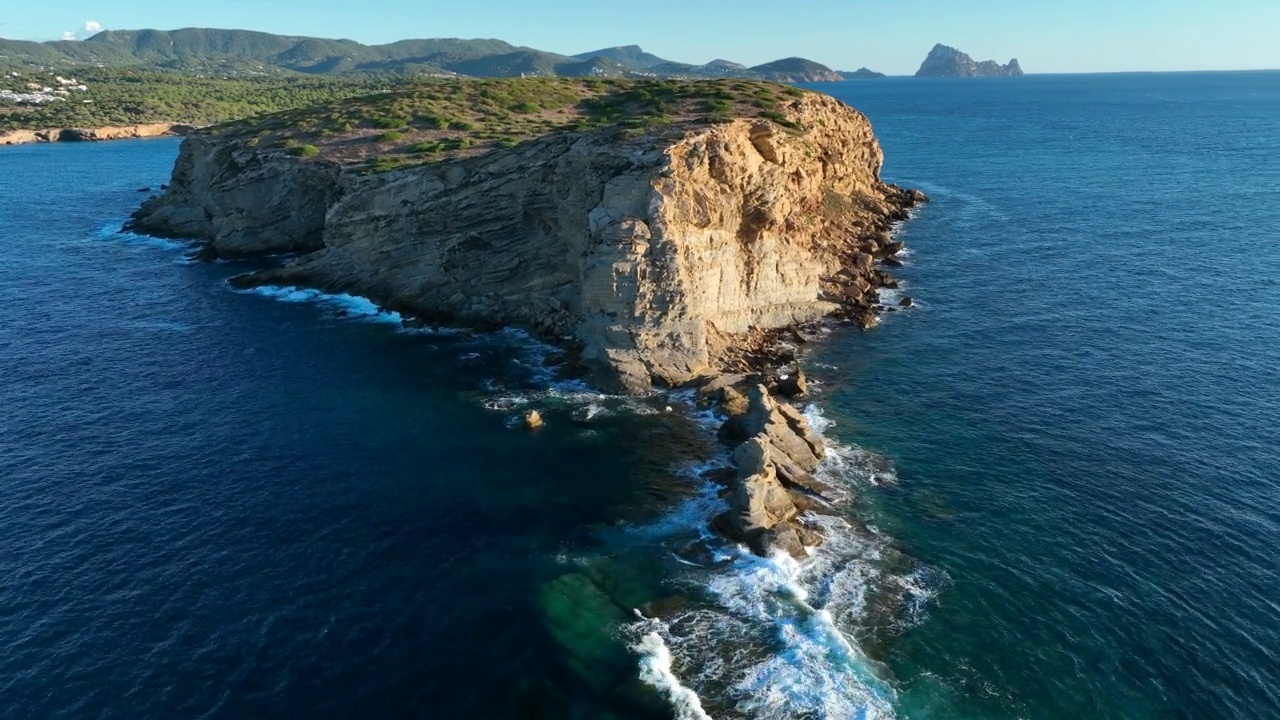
[758, 110, 805, 132]
[448, 119, 475, 131]
[378, 130, 405, 142]
[291, 144, 320, 158]
[370, 116, 408, 129]
[409, 141, 442, 154]
[511, 101, 540, 114]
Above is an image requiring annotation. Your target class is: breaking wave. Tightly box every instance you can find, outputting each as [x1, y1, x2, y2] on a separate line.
[632, 629, 715, 720]
[617, 399, 939, 719]
[240, 284, 404, 324]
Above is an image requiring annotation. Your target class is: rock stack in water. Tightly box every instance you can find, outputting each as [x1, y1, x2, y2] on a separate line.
[705, 381, 837, 557]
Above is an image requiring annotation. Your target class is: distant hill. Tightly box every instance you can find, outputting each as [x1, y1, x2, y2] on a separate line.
[572, 45, 670, 69]
[915, 44, 1023, 77]
[841, 67, 887, 79]
[0, 28, 854, 82]
[749, 58, 844, 82]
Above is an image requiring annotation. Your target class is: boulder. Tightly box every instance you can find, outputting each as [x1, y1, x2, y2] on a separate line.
[776, 368, 808, 398]
[899, 296, 914, 308]
[723, 439, 798, 535]
[754, 525, 807, 559]
[776, 402, 826, 463]
[744, 385, 824, 471]
[876, 240, 905, 258]
[720, 385, 750, 417]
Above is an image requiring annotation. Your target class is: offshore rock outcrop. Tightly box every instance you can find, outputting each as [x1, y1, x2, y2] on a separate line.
[130, 91, 925, 394]
[915, 44, 1024, 77]
[709, 383, 834, 557]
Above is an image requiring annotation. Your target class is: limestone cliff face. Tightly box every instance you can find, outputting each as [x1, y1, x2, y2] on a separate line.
[131, 93, 923, 392]
[130, 136, 343, 256]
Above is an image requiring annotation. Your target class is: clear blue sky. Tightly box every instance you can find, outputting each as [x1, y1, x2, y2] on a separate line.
[2, 0, 1277, 74]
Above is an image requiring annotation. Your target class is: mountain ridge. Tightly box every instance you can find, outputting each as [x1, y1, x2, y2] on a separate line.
[0, 28, 852, 81]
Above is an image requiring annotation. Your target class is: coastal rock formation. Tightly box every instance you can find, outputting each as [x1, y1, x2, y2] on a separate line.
[0, 123, 195, 146]
[128, 138, 342, 256]
[712, 383, 836, 557]
[842, 68, 887, 79]
[915, 44, 1024, 77]
[130, 89, 923, 394]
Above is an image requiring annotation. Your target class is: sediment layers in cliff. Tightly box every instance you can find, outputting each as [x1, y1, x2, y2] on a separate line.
[130, 91, 925, 395]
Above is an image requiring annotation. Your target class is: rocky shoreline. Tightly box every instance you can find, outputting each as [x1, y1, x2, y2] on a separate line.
[0, 123, 195, 146]
[126, 82, 927, 557]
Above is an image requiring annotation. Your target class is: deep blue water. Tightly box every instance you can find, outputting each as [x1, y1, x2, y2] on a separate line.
[812, 71, 1280, 718]
[2, 71, 1278, 719]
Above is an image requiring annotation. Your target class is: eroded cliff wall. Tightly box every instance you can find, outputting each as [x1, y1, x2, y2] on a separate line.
[130, 93, 922, 392]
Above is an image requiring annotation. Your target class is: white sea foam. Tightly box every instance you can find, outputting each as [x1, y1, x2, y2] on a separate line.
[97, 224, 187, 252]
[875, 285, 905, 308]
[632, 631, 715, 720]
[243, 285, 404, 324]
[613, 394, 945, 718]
[696, 543, 896, 717]
[623, 458, 730, 543]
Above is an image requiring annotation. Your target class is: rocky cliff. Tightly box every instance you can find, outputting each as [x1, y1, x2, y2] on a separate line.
[915, 44, 1024, 77]
[0, 123, 195, 146]
[130, 86, 923, 394]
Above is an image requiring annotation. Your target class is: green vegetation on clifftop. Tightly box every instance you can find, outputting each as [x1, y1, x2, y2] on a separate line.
[210, 77, 812, 173]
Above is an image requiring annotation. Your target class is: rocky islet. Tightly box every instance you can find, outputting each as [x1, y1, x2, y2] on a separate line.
[915, 43, 1025, 77]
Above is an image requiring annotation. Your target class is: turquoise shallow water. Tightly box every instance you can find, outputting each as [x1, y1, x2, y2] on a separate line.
[2, 71, 1278, 719]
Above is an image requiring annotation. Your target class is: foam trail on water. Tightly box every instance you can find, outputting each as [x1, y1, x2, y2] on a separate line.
[623, 458, 729, 542]
[242, 285, 403, 324]
[706, 549, 897, 720]
[632, 631, 715, 720]
[96, 223, 188, 251]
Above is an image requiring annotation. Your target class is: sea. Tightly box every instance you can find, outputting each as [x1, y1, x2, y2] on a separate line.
[1, 71, 1277, 719]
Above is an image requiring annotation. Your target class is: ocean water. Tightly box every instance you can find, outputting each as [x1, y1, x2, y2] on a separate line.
[2, 70, 1278, 719]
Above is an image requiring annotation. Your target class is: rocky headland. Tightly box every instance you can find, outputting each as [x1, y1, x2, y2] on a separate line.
[128, 77, 926, 557]
[915, 43, 1024, 77]
[0, 122, 195, 146]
